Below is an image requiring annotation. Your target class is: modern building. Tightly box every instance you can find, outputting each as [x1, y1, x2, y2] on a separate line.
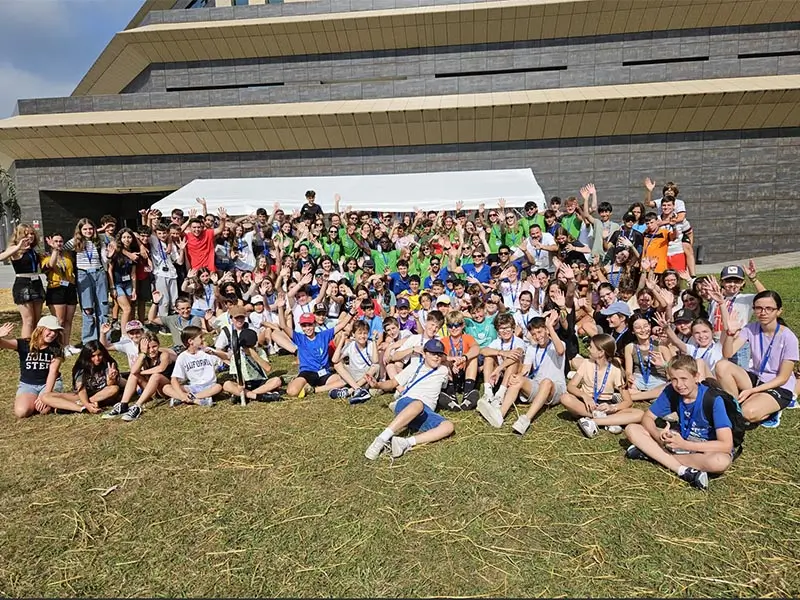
[0, 0, 799, 262]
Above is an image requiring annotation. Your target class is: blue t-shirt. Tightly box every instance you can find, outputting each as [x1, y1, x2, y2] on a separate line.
[388, 272, 412, 295]
[361, 315, 384, 338]
[424, 267, 450, 289]
[650, 384, 732, 442]
[293, 327, 335, 374]
[462, 262, 491, 284]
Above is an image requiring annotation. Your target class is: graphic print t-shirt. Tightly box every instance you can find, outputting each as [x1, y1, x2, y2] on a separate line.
[17, 339, 60, 386]
[172, 350, 222, 387]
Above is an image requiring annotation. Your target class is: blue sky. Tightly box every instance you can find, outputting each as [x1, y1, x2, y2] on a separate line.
[0, 0, 142, 117]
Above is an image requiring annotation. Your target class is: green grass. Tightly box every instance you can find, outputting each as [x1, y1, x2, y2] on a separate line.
[1, 269, 800, 597]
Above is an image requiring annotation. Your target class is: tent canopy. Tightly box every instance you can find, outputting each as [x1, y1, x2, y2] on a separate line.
[151, 168, 545, 215]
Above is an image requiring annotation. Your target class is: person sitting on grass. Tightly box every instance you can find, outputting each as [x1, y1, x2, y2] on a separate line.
[104, 331, 176, 421]
[623, 354, 734, 491]
[378, 316, 411, 380]
[716, 290, 799, 428]
[0, 315, 64, 418]
[216, 328, 282, 404]
[330, 320, 380, 403]
[147, 292, 204, 353]
[477, 312, 526, 421]
[391, 310, 445, 368]
[559, 333, 642, 438]
[657, 313, 721, 380]
[624, 313, 673, 402]
[162, 325, 223, 407]
[363, 339, 454, 461]
[477, 311, 566, 434]
[439, 310, 481, 411]
[41, 341, 121, 414]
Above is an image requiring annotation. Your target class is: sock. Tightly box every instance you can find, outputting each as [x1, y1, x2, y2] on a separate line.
[464, 379, 476, 395]
[677, 466, 687, 476]
[483, 382, 492, 397]
[407, 436, 417, 447]
[378, 427, 394, 443]
[120, 402, 128, 411]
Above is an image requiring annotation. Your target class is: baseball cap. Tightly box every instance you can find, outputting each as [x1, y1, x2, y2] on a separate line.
[125, 320, 144, 332]
[250, 295, 264, 305]
[622, 212, 636, 222]
[237, 328, 258, 348]
[314, 304, 328, 315]
[423, 339, 446, 354]
[363, 258, 375, 268]
[600, 301, 632, 317]
[298, 313, 316, 325]
[673, 308, 696, 323]
[37, 315, 63, 331]
[436, 294, 451, 305]
[396, 298, 410, 309]
[315, 268, 325, 277]
[328, 271, 342, 283]
[720, 265, 745, 280]
[229, 305, 247, 318]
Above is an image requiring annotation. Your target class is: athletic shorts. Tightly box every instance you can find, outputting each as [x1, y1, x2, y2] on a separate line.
[394, 396, 446, 433]
[13, 277, 45, 305]
[46, 284, 78, 306]
[747, 372, 793, 410]
[524, 376, 567, 405]
[667, 253, 687, 271]
[297, 370, 332, 387]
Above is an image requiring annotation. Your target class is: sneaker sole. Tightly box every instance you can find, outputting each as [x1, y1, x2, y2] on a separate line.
[578, 421, 598, 438]
[511, 421, 529, 435]
[477, 400, 503, 428]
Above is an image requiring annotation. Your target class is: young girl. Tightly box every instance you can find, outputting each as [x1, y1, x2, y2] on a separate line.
[107, 332, 176, 421]
[64, 218, 109, 344]
[0, 315, 64, 418]
[1, 223, 45, 338]
[182, 268, 216, 318]
[658, 314, 721, 380]
[42, 233, 79, 355]
[560, 334, 643, 438]
[42, 341, 120, 414]
[717, 290, 799, 427]
[107, 227, 140, 333]
[624, 314, 672, 401]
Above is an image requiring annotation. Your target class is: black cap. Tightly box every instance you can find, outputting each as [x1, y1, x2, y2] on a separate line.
[673, 308, 696, 323]
[237, 328, 258, 348]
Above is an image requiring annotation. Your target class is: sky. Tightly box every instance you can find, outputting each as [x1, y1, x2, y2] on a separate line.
[0, 0, 142, 118]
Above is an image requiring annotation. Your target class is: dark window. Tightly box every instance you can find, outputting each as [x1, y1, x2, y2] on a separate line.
[187, 0, 208, 7]
[233, 0, 249, 5]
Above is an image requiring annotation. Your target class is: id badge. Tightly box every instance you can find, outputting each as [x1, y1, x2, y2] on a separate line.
[59, 280, 70, 287]
[121, 275, 131, 282]
[161, 265, 170, 273]
[317, 368, 327, 377]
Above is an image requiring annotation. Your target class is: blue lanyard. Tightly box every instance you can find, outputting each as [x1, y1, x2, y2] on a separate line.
[448, 335, 463, 357]
[509, 282, 520, 305]
[692, 345, 712, 362]
[501, 338, 515, 352]
[609, 265, 621, 288]
[403, 362, 437, 396]
[758, 324, 781, 379]
[529, 341, 551, 379]
[614, 328, 628, 344]
[28, 249, 37, 273]
[204, 284, 213, 306]
[381, 251, 390, 268]
[355, 341, 372, 367]
[593, 363, 612, 404]
[159, 241, 168, 263]
[86, 241, 94, 265]
[635, 341, 652, 384]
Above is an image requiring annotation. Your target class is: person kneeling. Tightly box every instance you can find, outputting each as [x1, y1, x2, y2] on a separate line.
[624, 354, 735, 491]
[363, 339, 454, 461]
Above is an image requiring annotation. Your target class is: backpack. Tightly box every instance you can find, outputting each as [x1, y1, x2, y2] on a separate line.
[665, 378, 747, 451]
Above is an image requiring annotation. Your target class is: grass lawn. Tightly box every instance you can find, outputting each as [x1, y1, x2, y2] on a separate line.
[1, 269, 799, 597]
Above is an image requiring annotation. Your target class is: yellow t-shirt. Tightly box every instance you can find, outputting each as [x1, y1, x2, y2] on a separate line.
[41, 254, 76, 289]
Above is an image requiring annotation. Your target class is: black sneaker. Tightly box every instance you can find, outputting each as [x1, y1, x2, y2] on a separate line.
[679, 467, 709, 491]
[625, 444, 649, 461]
[329, 387, 352, 399]
[439, 392, 461, 411]
[462, 389, 479, 410]
[349, 388, 371, 405]
[257, 392, 281, 402]
[121, 405, 142, 421]
[101, 402, 125, 420]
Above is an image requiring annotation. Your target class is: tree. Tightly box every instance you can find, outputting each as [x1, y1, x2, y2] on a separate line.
[0, 167, 21, 224]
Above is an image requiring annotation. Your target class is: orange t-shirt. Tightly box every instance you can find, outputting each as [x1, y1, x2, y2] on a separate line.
[443, 333, 477, 358]
[642, 227, 671, 273]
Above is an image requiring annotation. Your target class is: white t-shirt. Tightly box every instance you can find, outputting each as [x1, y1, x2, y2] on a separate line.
[488, 336, 526, 366]
[395, 333, 439, 365]
[500, 280, 525, 310]
[233, 231, 256, 272]
[513, 309, 541, 334]
[655, 197, 687, 214]
[292, 299, 317, 332]
[172, 350, 221, 387]
[523, 341, 566, 384]
[249, 308, 278, 330]
[343, 340, 376, 374]
[709, 294, 754, 338]
[393, 362, 449, 410]
[686, 341, 724, 371]
[150, 235, 181, 279]
[521, 232, 556, 272]
[112, 337, 140, 371]
[666, 217, 691, 256]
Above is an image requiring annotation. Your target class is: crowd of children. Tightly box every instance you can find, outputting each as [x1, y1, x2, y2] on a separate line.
[2, 182, 798, 491]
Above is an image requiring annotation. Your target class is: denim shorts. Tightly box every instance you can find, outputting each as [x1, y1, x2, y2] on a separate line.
[17, 378, 63, 397]
[394, 396, 446, 432]
[115, 281, 134, 297]
[633, 372, 667, 391]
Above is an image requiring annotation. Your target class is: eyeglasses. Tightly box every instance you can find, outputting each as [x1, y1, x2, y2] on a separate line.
[754, 306, 778, 313]
[489, 213, 497, 218]
[472, 254, 484, 259]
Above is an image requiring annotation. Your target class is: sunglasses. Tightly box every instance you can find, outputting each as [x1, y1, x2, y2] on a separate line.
[489, 213, 497, 218]
[498, 251, 509, 256]
[472, 254, 483, 259]
[449, 322, 464, 328]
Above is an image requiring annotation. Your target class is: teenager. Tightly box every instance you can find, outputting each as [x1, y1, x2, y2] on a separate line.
[330, 320, 380, 402]
[477, 313, 525, 420]
[624, 314, 672, 402]
[41, 232, 79, 355]
[65, 218, 109, 344]
[1, 223, 46, 338]
[439, 311, 481, 410]
[219, 327, 282, 404]
[41, 341, 121, 414]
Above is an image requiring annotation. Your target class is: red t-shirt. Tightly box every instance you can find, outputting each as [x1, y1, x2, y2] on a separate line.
[186, 229, 215, 271]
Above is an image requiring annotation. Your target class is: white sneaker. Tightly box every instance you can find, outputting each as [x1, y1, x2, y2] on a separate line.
[605, 425, 624, 434]
[578, 417, 599, 438]
[477, 396, 504, 428]
[65, 345, 80, 357]
[512, 415, 531, 435]
[388, 400, 398, 412]
[365, 437, 388, 460]
[592, 410, 607, 418]
[567, 370, 576, 380]
[391, 437, 411, 458]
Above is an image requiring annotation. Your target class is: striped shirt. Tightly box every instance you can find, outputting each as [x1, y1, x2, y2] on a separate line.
[64, 238, 106, 271]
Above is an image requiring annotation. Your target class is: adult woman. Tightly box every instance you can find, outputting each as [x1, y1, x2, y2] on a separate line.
[42, 233, 79, 355]
[107, 227, 139, 333]
[1, 223, 45, 338]
[0, 315, 64, 418]
[717, 290, 799, 427]
[41, 340, 120, 414]
[64, 218, 108, 344]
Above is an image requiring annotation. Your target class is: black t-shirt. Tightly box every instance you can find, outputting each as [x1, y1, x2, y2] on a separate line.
[17, 339, 60, 385]
[300, 202, 323, 220]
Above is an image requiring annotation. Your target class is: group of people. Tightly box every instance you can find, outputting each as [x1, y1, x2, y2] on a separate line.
[2, 180, 797, 491]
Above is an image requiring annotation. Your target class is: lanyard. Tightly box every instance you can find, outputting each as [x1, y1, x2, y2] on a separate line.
[448, 335, 463, 357]
[159, 241, 168, 263]
[355, 341, 372, 367]
[593, 363, 612, 404]
[522, 311, 531, 329]
[417, 335, 429, 364]
[403, 362, 437, 396]
[529, 341, 551, 379]
[325, 240, 336, 257]
[381, 251, 390, 268]
[28, 249, 37, 273]
[509, 281, 520, 305]
[86, 241, 94, 265]
[177, 316, 185, 328]
[501, 337, 515, 352]
[758, 324, 781, 379]
[204, 284, 213, 306]
[609, 265, 621, 288]
[614, 328, 628, 344]
[635, 341, 652, 384]
[692, 344, 712, 362]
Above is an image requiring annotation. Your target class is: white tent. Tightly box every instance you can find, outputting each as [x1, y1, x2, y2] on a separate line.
[150, 168, 546, 215]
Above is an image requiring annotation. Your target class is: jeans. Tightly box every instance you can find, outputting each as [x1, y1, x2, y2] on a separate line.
[77, 269, 109, 344]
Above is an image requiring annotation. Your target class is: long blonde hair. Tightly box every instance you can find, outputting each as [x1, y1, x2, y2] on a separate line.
[29, 325, 63, 356]
[7, 224, 38, 260]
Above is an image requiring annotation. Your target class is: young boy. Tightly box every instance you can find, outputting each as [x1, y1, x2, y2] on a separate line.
[624, 354, 734, 491]
[478, 313, 526, 420]
[395, 298, 418, 334]
[477, 312, 566, 434]
[398, 275, 422, 311]
[465, 301, 498, 348]
[148, 292, 204, 352]
[331, 320, 380, 402]
[163, 326, 223, 407]
[218, 328, 282, 403]
[439, 311, 481, 410]
[392, 310, 445, 368]
[360, 299, 384, 339]
[363, 339, 454, 460]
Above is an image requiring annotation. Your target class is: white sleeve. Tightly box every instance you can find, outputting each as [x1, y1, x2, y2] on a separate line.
[172, 356, 187, 380]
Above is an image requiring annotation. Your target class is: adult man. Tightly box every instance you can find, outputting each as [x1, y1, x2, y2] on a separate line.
[514, 224, 557, 273]
[520, 201, 546, 237]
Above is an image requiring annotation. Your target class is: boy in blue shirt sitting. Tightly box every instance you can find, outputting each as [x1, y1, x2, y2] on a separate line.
[624, 354, 734, 491]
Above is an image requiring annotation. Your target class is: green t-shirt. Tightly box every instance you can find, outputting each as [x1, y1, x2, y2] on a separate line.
[466, 314, 498, 347]
[487, 225, 503, 253]
[521, 214, 546, 237]
[503, 226, 525, 249]
[559, 214, 581, 239]
[371, 248, 399, 274]
[339, 228, 361, 260]
[320, 237, 341, 262]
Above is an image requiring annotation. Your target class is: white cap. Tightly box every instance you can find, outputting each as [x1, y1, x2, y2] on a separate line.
[328, 271, 343, 282]
[436, 294, 451, 305]
[37, 315, 63, 330]
[250, 295, 265, 305]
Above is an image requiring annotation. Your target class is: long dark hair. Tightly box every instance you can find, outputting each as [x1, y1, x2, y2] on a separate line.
[113, 227, 141, 269]
[72, 340, 116, 390]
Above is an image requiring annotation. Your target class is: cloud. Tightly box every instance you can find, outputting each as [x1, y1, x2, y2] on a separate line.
[0, 62, 75, 118]
[0, 0, 72, 34]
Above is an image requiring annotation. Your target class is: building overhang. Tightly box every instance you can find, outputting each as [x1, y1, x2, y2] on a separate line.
[2, 76, 798, 161]
[73, 0, 800, 96]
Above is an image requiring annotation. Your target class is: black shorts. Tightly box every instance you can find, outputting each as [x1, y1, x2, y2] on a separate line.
[46, 284, 78, 306]
[297, 370, 332, 387]
[136, 276, 153, 302]
[245, 379, 267, 391]
[747, 371, 794, 410]
[12, 277, 45, 305]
